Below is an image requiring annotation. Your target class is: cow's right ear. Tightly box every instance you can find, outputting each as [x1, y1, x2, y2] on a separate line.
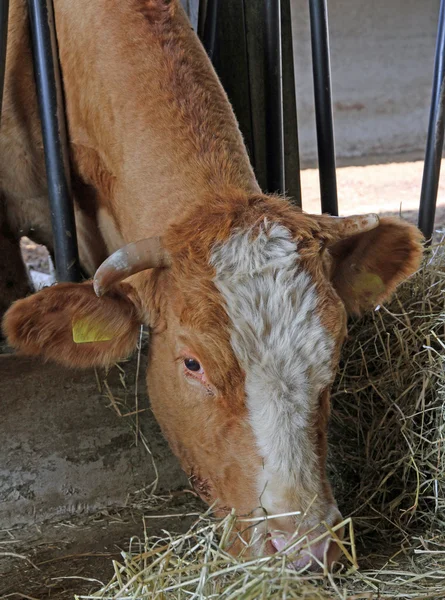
[2, 282, 141, 368]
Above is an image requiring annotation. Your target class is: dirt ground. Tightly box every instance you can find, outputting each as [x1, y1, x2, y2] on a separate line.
[0, 494, 205, 599]
[1, 159, 444, 599]
[0, 351, 200, 599]
[301, 158, 445, 217]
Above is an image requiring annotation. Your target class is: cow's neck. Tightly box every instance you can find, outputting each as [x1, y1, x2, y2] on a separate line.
[55, 0, 259, 247]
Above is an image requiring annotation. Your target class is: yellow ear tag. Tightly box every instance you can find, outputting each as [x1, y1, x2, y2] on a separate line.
[72, 317, 115, 344]
[353, 272, 385, 303]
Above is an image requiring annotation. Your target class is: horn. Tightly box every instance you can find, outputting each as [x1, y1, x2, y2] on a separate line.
[320, 213, 380, 244]
[93, 237, 171, 297]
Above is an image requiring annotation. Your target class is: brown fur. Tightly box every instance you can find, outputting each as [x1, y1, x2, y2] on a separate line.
[330, 217, 424, 314]
[0, 0, 258, 316]
[137, 0, 175, 25]
[3, 282, 141, 367]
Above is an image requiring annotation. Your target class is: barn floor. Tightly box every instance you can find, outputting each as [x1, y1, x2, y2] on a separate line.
[1, 158, 444, 599]
[301, 156, 445, 217]
[0, 494, 203, 599]
[0, 350, 195, 599]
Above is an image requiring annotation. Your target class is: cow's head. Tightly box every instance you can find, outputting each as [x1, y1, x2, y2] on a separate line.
[3, 195, 422, 569]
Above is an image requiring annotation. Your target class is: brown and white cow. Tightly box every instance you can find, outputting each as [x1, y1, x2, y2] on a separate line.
[1, 0, 422, 569]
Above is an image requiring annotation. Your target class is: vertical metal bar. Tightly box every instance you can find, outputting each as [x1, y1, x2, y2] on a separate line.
[309, 0, 338, 215]
[281, 0, 302, 207]
[240, 0, 256, 169]
[27, 0, 80, 282]
[200, 0, 219, 62]
[198, 0, 207, 40]
[0, 0, 9, 123]
[418, 0, 445, 243]
[264, 0, 285, 194]
[210, 0, 256, 169]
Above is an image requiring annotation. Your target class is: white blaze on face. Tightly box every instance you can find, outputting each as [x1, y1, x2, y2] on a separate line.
[210, 221, 335, 514]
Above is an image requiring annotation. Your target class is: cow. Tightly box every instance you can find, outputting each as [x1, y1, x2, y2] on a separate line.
[1, 0, 423, 569]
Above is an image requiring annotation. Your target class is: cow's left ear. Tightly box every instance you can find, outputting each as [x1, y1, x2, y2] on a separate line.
[328, 217, 423, 315]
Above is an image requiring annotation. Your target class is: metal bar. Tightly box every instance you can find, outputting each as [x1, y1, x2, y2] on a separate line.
[241, 2, 267, 190]
[27, 0, 80, 282]
[210, 0, 256, 169]
[240, 0, 256, 170]
[0, 0, 9, 123]
[309, 0, 338, 215]
[281, 0, 302, 207]
[418, 0, 445, 243]
[264, 0, 285, 194]
[197, 0, 207, 40]
[200, 0, 219, 62]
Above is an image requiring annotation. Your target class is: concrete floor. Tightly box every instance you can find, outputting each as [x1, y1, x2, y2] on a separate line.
[0, 494, 203, 599]
[0, 348, 194, 598]
[0, 350, 188, 532]
[300, 158, 445, 217]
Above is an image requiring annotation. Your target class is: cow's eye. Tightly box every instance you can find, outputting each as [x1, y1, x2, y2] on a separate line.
[184, 358, 201, 372]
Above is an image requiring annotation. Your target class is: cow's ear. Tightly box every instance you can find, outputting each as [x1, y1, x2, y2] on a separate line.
[2, 282, 141, 368]
[329, 217, 423, 315]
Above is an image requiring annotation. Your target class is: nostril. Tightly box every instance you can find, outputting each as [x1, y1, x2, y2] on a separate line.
[270, 535, 290, 554]
[268, 525, 344, 570]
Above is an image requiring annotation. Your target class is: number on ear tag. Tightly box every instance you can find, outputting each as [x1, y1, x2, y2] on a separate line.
[72, 318, 115, 344]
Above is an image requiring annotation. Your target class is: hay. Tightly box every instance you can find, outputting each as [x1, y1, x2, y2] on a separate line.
[77, 243, 445, 600]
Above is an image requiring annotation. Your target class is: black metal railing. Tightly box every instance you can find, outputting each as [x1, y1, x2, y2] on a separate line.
[0, 0, 444, 284]
[419, 0, 445, 243]
[27, 0, 80, 282]
[1, 0, 80, 282]
[0, 0, 9, 122]
[308, 0, 338, 216]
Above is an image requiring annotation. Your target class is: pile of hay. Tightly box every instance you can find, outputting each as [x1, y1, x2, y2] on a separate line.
[76, 243, 445, 600]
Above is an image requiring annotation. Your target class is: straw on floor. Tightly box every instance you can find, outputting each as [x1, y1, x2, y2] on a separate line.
[76, 241, 445, 600]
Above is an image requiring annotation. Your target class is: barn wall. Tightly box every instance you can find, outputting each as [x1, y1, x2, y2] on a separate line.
[180, 0, 199, 30]
[182, 0, 440, 165]
[291, 0, 440, 165]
